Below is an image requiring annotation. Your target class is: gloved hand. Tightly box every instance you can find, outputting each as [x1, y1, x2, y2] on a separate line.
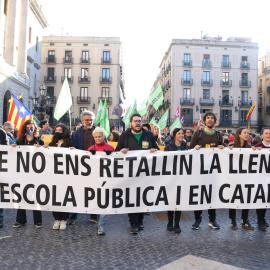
[103, 150, 112, 155]
[89, 150, 96, 155]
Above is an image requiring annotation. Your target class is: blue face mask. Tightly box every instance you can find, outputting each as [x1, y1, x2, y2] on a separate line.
[26, 129, 34, 135]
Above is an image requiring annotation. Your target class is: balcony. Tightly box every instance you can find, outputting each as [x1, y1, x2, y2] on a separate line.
[239, 80, 251, 87]
[200, 99, 214, 106]
[263, 67, 270, 74]
[201, 79, 213, 86]
[202, 61, 212, 68]
[61, 76, 73, 83]
[219, 120, 258, 127]
[180, 98, 194, 105]
[181, 78, 193, 85]
[219, 99, 233, 106]
[267, 86, 270, 93]
[63, 57, 73, 64]
[80, 58, 90, 64]
[78, 76, 91, 84]
[266, 106, 270, 114]
[221, 62, 231, 68]
[258, 85, 262, 92]
[182, 60, 192, 67]
[46, 57, 56, 64]
[240, 62, 250, 69]
[50, 96, 57, 104]
[44, 76, 56, 83]
[98, 97, 112, 105]
[165, 80, 171, 90]
[77, 97, 91, 104]
[219, 120, 232, 126]
[100, 77, 112, 84]
[101, 58, 112, 64]
[238, 100, 253, 107]
[220, 80, 232, 87]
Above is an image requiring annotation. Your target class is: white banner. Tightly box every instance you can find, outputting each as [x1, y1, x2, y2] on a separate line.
[0, 146, 269, 214]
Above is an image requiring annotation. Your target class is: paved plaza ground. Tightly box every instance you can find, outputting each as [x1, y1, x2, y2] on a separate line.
[0, 209, 269, 270]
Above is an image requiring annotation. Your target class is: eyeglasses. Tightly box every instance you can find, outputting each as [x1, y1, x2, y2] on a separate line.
[84, 119, 92, 122]
[133, 120, 142, 123]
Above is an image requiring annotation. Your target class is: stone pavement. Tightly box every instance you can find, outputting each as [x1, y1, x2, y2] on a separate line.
[0, 209, 269, 270]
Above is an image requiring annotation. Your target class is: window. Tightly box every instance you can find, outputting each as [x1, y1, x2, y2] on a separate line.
[47, 68, 55, 80]
[203, 71, 210, 82]
[240, 110, 248, 122]
[241, 91, 248, 105]
[29, 27, 32, 43]
[64, 68, 72, 78]
[181, 108, 193, 124]
[223, 55, 229, 66]
[81, 68, 88, 78]
[36, 37, 38, 51]
[222, 72, 229, 84]
[184, 54, 190, 65]
[183, 88, 191, 100]
[203, 89, 210, 99]
[102, 87, 109, 97]
[47, 87, 54, 97]
[183, 70, 190, 82]
[241, 56, 248, 68]
[220, 109, 232, 123]
[82, 51, 89, 62]
[200, 109, 212, 113]
[4, 0, 7, 15]
[80, 107, 88, 114]
[65, 51, 72, 62]
[222, 90, 229, 105]
[103, 51, 110, 62]
[241, 73, 248, 86]
[203, 54, 210, 66]
[48, 50, 55, 62]
[80, 87, 88, 99]
[102, 68, 110, 79]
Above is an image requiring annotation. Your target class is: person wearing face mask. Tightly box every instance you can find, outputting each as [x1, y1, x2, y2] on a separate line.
[49, 124, 73, 230]
[70, 110, 97, 225]
[12, 119, 44, 229]
[223, 135, 229, 147]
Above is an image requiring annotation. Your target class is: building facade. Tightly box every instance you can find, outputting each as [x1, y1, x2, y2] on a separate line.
[258, 50, 270, 128]
[40, 36, 125, 126]
[0, 0, 48, 125]
[148, 37, 258, 131]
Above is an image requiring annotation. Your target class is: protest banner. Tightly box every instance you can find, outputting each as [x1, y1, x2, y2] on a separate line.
[0, 146, 269, 214]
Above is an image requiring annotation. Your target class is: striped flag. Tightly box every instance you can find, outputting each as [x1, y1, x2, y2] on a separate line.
[8, 94, 33, 134]
[180, 114, 185, 125]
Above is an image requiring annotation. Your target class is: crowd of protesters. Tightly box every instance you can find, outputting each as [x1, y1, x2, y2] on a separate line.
[0, 111, 269, 234]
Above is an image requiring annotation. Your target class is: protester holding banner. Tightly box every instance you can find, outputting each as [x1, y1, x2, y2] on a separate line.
[164, 128, 188, 234]
[70, 110, 97, 225]
[12, 119, 44, 229]
[228, 127, 254, 230]
[151, 124, 162, 145]
[49, 124, 73, 230]
[88, 127, 115, 235]
[254, 127, 270, 231]
[190, 112, 223, 230]
[115, 113, 159, 234]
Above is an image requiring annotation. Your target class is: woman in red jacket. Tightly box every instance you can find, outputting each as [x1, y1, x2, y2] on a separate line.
[88, 127, 114, 235]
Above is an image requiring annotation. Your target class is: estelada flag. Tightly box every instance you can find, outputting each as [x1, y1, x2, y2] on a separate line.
[8, 93, 33, 134]
[174, 107, 180, 119]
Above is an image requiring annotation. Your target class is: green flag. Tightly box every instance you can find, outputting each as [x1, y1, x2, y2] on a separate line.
[100, 97, 110, 137]
[54, 77, 72, 120]
[95, 99, 103, 125]
[138, 99, 147, 117]
[150, 117, 157, 125]
[147, 84, 164, 110]
[169, 117, 182, 130]
[124, 100, 137, 128]
[157, 109, 169, 131]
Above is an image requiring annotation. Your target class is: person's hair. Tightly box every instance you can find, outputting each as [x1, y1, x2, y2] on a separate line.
[110, 125, 118, 132]
[13, 127, 18, 138]
[81, 110, 95, 120]
[111, 131, 120, 142]
[50, 124, 71, 147]
[3, 121, 14, 130]
[39, 120, 48, 128]
[173, 128, 184, 138]
[251, 136, 262, 146]
[130, 113, 142, 122]
[151, 124, 161, 144]
[203, 112, 217, 123]
[142, 123, 151, 131]
[92, 127, 106, 138]
[234, 127, 250, 148]
[17, 119, 39, 142]
[261, 127, 270, 135]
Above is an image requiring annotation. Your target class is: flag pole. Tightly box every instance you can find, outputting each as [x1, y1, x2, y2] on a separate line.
[69, 109, 71, 130]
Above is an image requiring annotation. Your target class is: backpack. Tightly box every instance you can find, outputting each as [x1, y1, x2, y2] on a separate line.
[196, 130, 223, 145]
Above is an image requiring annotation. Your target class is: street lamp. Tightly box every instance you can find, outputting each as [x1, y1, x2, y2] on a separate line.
[29, 84, 51, 120]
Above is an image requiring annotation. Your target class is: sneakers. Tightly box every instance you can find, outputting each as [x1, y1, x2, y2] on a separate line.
[231, 219, 238, 230]
[98, 225, 106, 235]
[242, 220, 254, 230]
[68, 218, 76, 225]
[59, 220, 67, 230]
[208, 221, 220, 229]
[174, 225, 181, 234]
[191, 220, 201, 230]
[13, 222, 25, 228]
[34, 223, 43, 229]
[138, 222, 144, 230]
[167, 222, 173, 231]
[130, 224, 138, 235]
[0, 220, 3, 228]
[263, 219, 269, 227]
[53, 220, 60, 230]
[258, 221, 267, 231]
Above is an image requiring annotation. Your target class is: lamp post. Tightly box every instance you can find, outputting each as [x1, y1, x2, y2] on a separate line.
[29, 84, 51, 120]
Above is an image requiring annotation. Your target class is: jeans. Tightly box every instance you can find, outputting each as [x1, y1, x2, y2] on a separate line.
[0, 208, 3, 221]
[97, 215, 107, 227]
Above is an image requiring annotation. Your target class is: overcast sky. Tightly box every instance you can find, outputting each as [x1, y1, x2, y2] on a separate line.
[41, 0, 270, 107]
